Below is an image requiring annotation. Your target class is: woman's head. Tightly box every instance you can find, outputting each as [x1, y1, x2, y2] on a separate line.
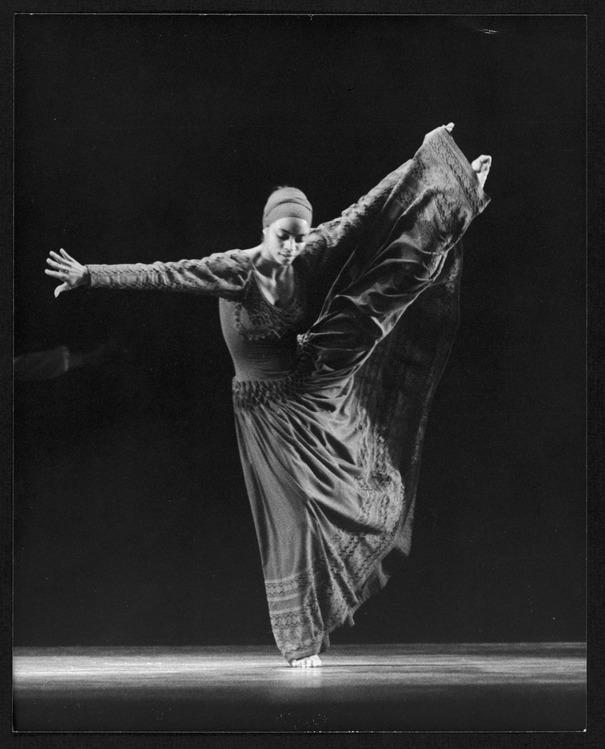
[261, 186, 312, 266]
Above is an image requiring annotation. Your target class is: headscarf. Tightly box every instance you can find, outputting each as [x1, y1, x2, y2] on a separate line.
[262, 187, 313, 227]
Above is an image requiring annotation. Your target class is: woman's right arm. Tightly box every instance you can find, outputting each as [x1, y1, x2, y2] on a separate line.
[45, 248, 250, 300]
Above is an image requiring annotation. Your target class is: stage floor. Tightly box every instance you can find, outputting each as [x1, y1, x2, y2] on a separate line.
[13, 642, 586, 732]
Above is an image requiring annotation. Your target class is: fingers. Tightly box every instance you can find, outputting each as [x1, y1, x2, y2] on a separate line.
[59, 247, 77, 263]
[49, 250, 71, 265]
[44, 249, 75, 299]
[445, 122, 455, 132]
[471, 155, 492, 171]
[470, 155, 492, 189]
[44, 268, 66, 279]
[45, 248, 82, 298]
[49, 249, 78, 266]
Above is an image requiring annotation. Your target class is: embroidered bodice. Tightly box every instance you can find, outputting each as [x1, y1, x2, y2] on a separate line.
[219, 261, 313, 381]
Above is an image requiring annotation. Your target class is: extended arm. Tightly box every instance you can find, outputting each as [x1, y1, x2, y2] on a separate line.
[45, 249, 250, 300]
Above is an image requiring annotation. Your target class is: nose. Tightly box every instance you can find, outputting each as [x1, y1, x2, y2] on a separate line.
[285, 236, 297, 251]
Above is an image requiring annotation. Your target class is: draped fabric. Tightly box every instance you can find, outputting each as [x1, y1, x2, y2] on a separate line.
[86, 126, 490, 662]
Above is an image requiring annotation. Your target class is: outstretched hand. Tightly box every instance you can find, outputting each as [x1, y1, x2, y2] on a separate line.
[45, 248, 89, 298]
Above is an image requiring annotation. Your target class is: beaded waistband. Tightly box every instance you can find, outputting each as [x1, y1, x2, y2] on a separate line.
[232, 373, 310, 408]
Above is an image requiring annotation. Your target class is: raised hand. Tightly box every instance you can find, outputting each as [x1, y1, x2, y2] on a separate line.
[45, 248, 89, 298]
[471, 155, 492, 189]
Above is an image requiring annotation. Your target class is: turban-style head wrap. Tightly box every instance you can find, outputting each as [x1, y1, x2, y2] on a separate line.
[262, 187, 313, 228]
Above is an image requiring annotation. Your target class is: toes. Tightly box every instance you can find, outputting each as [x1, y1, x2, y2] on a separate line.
[289, 654, 322, 668]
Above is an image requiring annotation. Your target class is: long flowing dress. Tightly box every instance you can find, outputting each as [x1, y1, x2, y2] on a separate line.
[86, 126, 490, 662]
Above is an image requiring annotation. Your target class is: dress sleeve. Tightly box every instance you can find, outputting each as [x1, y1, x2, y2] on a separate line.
[86, 249, 250, 300]
[297, 165, 405, 275]
[315, 166, 407, 250]
[303, 126, 490, 271]
[301, 127, 491, 381]
[300, 125, 490, 285]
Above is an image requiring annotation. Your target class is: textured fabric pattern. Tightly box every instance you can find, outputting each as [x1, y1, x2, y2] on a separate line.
[87, 250, 251, 300]
[233, 274, 307, 343]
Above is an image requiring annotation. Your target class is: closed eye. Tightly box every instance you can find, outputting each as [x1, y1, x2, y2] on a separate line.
[277, 232, 306, 242]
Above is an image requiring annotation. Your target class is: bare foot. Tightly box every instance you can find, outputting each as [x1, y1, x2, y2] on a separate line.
[471, 154, 492, 189]
[289, 654, 322, 668]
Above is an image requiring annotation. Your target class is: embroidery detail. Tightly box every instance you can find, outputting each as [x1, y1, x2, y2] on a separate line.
[260, 399, 405, 661]
[233, 269, 307, 342]
[423, 130, 487, 215]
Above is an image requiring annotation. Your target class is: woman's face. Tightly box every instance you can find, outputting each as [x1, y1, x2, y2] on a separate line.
[262, 217, 310, 267]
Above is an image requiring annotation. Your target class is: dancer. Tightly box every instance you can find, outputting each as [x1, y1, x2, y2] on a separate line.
[45, 124, 491, 668]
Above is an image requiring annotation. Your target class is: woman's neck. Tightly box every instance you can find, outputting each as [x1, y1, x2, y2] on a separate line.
[243, 246, 296, 307]
[246, 246, 289, 280]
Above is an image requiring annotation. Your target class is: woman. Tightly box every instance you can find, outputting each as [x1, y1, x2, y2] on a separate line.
[45, 124, 491, 668]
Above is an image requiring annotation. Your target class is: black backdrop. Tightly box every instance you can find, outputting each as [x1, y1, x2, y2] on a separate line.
[14, 15, 586, 646]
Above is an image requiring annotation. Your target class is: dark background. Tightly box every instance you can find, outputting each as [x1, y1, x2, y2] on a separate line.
[14, 15, 585, 646]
